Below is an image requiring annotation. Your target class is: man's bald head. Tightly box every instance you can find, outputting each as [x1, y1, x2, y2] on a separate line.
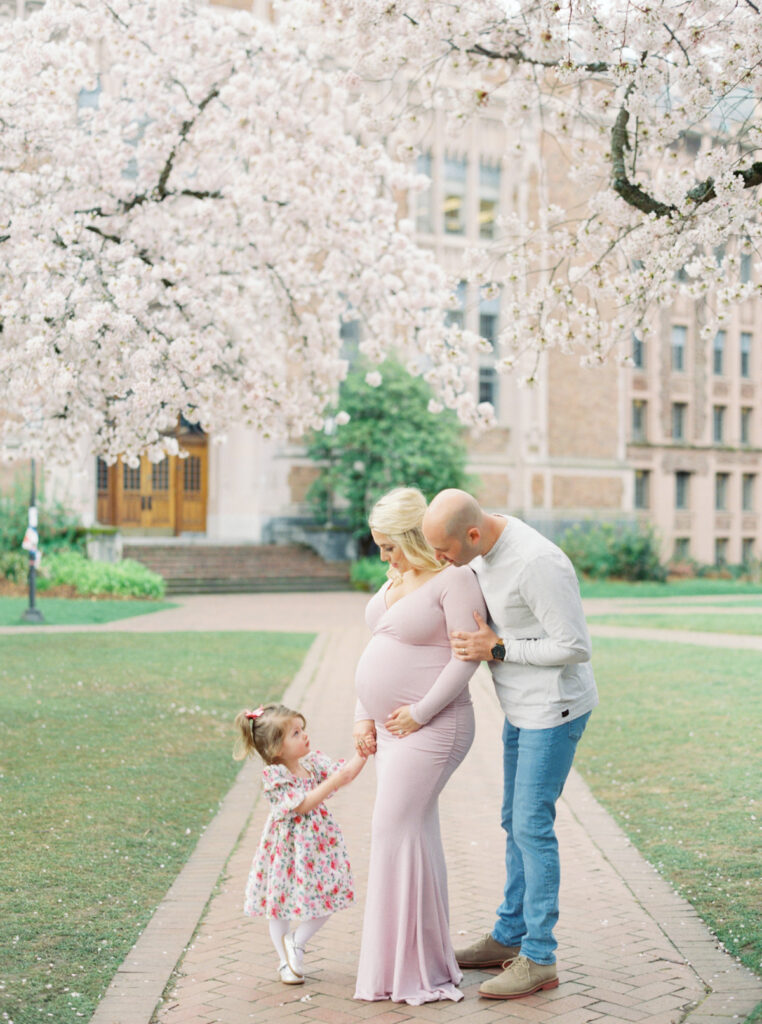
[425, 489, 483, 538]
[423, 489, 486, 566]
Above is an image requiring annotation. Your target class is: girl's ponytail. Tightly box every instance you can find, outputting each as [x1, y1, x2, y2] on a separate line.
[233, 703, 306, 764]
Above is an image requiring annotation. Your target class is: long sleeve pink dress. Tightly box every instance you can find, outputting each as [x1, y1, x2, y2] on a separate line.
[353, 564, 487, 1005]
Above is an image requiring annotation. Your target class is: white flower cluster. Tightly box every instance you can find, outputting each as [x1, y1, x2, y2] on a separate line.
[296, 0, 762, 379]
[0, 0, 488, 463]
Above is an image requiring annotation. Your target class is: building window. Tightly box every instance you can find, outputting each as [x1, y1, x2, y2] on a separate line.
[123, 463, 141, 491]
[1, 0, 45, 16]
[674, 537, 690, 561]
[479, 365, 498, 407]
[632, 400, 647, 442]
[742, 473, 756, 512]
[742, 537, 755, 564]
[478, 160, 500, 239]
[741, 252, 753, 284]
[671, 325, 687, 371]
[714, 537, 728, 566]
[675, 471, 690, 509]
[96, 458, 109, 492]
[151, 459, 170, 491]
[713, 405, 725, 443]
[478, 291, 500, 408]
[634, 469, 650, 509]
[715, 472, 729, 511]
[446, 280, 467, 331]
[184, 455, 201, 493]
[672, 402, 687, 441]
[713, 330, 725, 375]
[632, 332, 645, 369]
[339, 314, 361, 363]
[479, 293, 499, 348]
[443, 155, 467, 235]
[414, 151, 434, 234]
[741, 407, 752, 445]
[740, 332, 752, 378]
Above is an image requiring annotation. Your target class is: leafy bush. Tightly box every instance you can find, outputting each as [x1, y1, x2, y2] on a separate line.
[307, 360, 471, 552]
[559, 522, 667, 582]
[350, 557, 388, 592]
[40, 551, 166, 599]
[0, 550, 29, 583]
[0, 479, 85, 553]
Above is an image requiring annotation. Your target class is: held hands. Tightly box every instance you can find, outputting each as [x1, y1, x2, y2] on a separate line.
[353, 719, 377, 757]
[386, 705, 422, 738]
[451, 611, 499, 661]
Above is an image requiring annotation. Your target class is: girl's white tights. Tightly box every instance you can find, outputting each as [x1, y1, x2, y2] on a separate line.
[268, 915, 331, 964]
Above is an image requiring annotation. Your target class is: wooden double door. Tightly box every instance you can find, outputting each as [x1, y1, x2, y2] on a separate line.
[97, 438, 208, 534]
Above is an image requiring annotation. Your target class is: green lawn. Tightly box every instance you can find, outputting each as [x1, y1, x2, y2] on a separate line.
[0, 595, 176, 626]
[588, 612, 762, 635]
[0, 631, 314, 1024]
[579, 578, 762, 598]
[577, 637, 762, 985]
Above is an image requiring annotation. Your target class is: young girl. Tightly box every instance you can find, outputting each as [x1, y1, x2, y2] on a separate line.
[234, 702, 366, 985]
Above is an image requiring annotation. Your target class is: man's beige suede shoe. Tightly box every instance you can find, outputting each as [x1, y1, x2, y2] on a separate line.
[478, 955, 558, 999]
[453, 932, 521, 969]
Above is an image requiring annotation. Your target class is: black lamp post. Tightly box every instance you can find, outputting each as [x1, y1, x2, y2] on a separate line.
[21, 458, 44, 624]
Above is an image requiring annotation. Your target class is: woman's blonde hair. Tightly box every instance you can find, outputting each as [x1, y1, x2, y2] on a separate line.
[233, 703, 306, 765]
[369, 487, 443, 578]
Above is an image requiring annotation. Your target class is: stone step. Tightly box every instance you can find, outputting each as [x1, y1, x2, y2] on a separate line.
[164, 576, 353, 595]
[122, 542, 351, 593]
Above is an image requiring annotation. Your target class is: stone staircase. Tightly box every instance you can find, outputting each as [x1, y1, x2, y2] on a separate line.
[122, 542, 351, 595]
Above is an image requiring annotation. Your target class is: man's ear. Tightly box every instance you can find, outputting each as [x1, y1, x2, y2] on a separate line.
[466, 527, 480, 545]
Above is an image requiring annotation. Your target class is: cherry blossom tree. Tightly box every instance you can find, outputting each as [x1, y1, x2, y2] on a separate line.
[4, 1, 760, 463]
[303, 0, 762, 379]
[0, 0, 491, 464]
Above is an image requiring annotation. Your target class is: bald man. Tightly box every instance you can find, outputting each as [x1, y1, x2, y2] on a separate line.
[422, 489, 598, 1000]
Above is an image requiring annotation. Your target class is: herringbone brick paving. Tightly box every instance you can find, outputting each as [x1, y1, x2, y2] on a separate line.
[75, 593, 761, 1024]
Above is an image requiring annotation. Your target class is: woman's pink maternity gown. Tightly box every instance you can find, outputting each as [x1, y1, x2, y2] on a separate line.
[354, 564, 487, 1005]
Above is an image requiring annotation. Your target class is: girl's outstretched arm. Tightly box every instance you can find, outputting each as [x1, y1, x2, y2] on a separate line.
[294, 753, 366, 815]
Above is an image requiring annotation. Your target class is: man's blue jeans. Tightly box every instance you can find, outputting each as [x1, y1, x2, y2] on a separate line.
[492, 711, 591, 965]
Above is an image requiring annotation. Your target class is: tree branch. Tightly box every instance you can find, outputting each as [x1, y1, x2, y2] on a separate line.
[612, 101, 762, 217]
[467, 42, 608, 74]
[610, 102, 677, 218]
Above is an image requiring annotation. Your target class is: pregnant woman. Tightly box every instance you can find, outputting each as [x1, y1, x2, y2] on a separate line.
[353, 487, 486, 1005]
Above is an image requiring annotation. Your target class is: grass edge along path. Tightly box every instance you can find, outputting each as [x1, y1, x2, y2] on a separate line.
[0, 630, 314, 1024]
[577, 635, 762, 991]
[0, 595, 177, 627]
[579, 578, 762, 598]
[587, 612, 762, 636]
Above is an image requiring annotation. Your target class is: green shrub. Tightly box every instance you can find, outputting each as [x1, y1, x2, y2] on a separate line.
[559, 522, 667, 582]
[40, 551, 166, 599]
[350, 557, 388, 592]
[0, 480, 85, 553]
[0, 550, 29, 582]
[306, 360, 471, 552]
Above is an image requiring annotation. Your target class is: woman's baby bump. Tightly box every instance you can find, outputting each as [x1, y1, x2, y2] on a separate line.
[355, 633, 450, 723]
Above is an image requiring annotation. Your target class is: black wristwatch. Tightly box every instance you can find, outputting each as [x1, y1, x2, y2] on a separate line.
[491, 638, 506, 661]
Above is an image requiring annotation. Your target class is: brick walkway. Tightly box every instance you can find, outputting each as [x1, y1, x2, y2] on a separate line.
[74, 594, 761, 1024]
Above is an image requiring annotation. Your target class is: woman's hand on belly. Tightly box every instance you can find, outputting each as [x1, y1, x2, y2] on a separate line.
[385, 705, 422, 738]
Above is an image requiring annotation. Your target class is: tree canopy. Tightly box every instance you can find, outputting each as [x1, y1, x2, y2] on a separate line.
[0, 0, 488, 463]
[306, 361, 469, 549]
[2, 0, 760, 461]
[309, 0, 762, 376]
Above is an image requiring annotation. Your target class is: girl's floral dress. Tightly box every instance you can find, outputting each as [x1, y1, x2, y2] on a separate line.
[244, 751, 355, 920]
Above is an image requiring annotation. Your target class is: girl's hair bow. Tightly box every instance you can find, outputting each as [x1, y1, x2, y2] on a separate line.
[245, 706, 265, 720]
